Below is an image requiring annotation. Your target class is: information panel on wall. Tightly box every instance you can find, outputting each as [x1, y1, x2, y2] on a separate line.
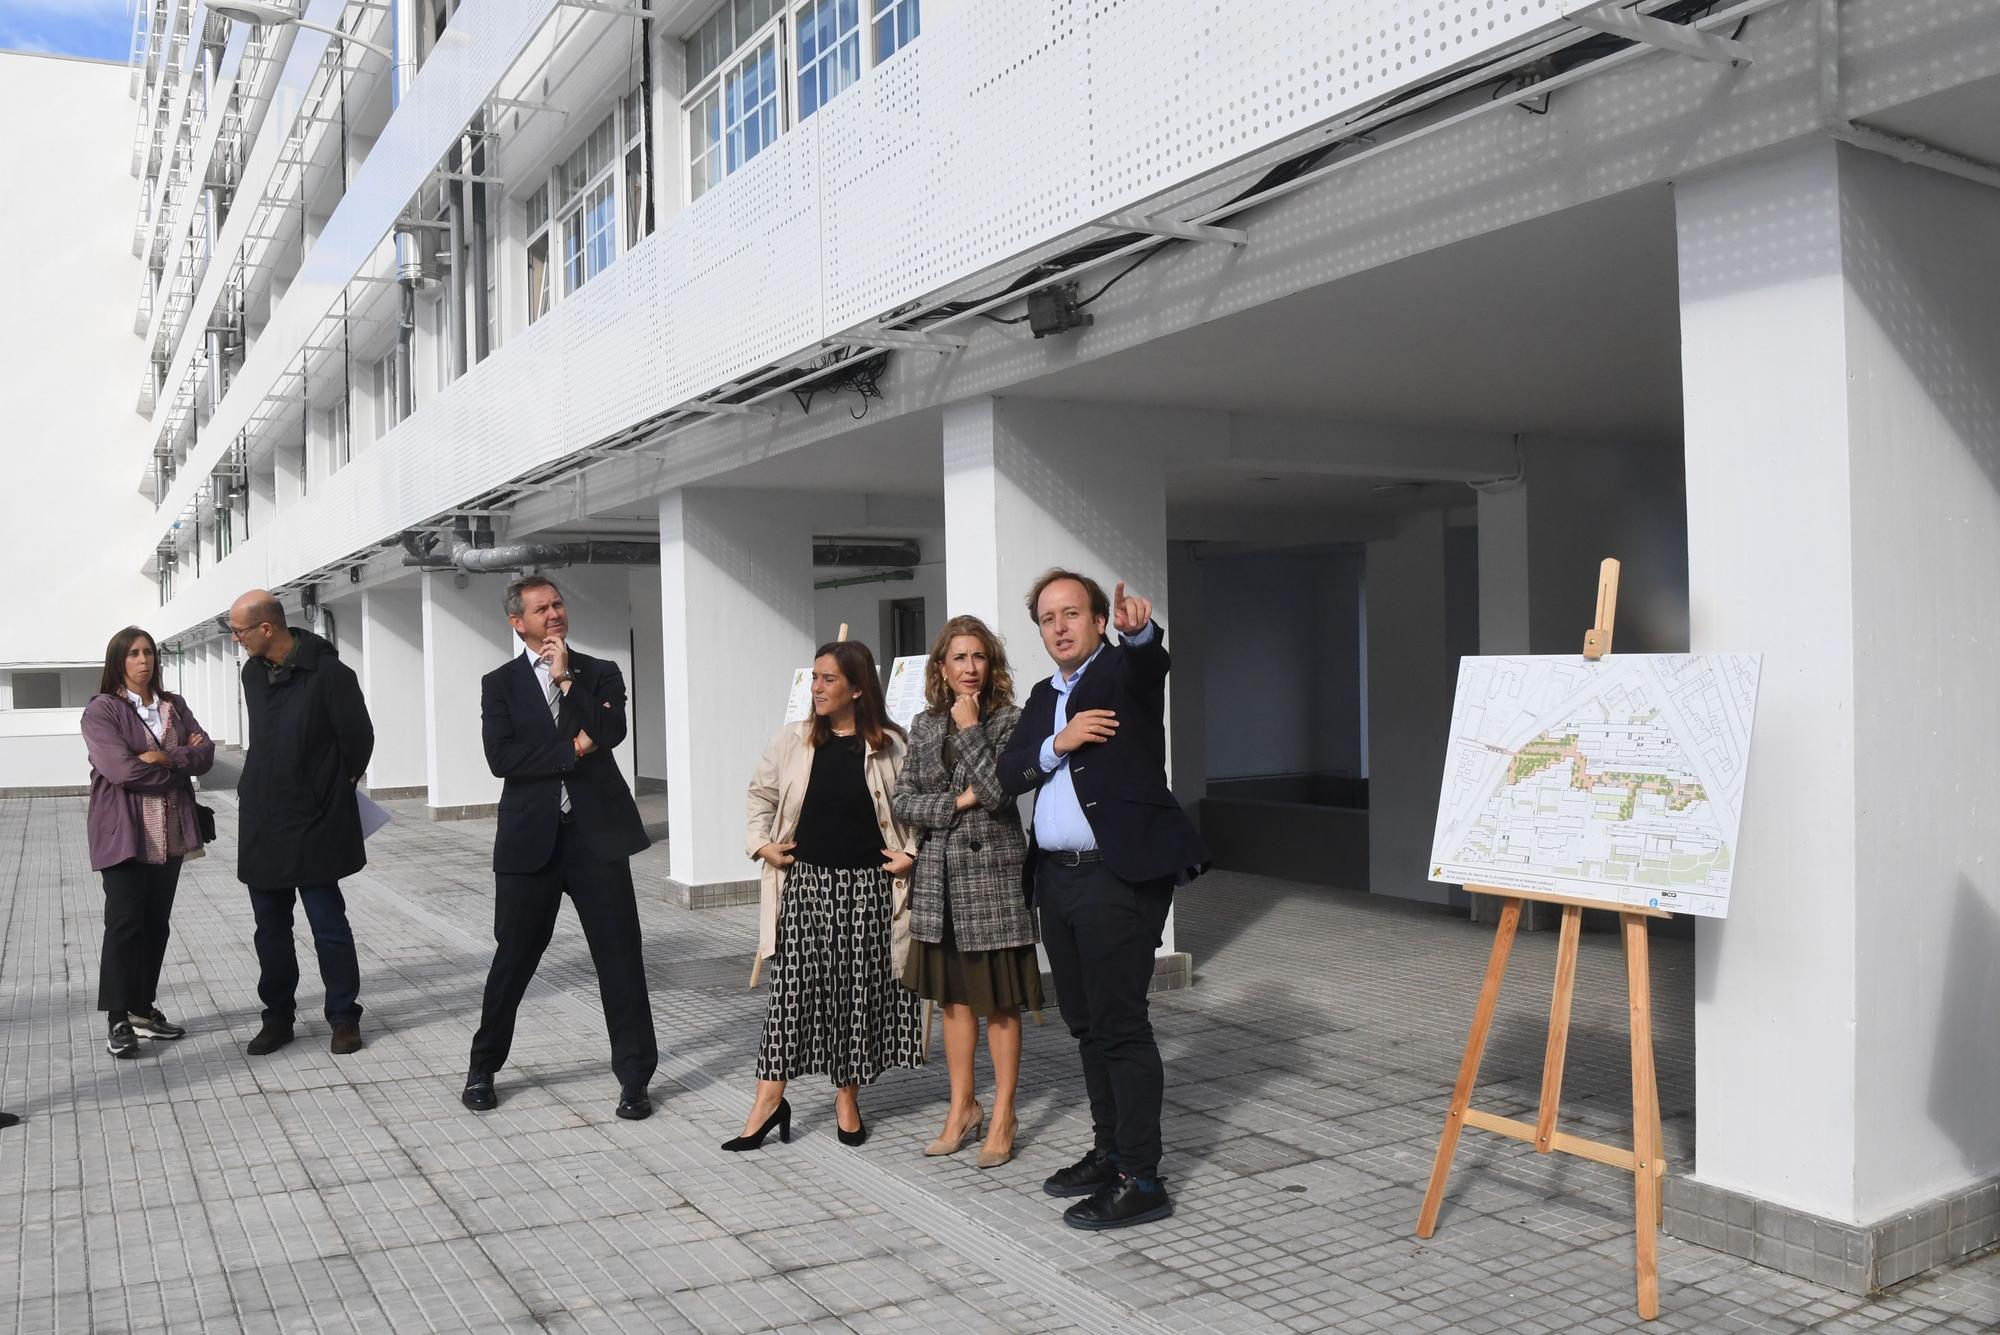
[1428, 653, 1762, 918]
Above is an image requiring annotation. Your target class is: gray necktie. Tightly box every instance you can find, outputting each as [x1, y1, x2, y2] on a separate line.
[547, 674, 571, 814]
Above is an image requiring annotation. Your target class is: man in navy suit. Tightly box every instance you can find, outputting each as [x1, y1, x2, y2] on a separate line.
[1000, 569, 1210, 1230]
[461, 575, 657, 1120]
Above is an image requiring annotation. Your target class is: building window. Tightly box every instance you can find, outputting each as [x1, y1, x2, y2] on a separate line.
[682, 0, 918, 199]
[796, 0, 860, 121]
[525, 183, 551, 324]
[622, 85, 650, 247]
[556, 115, 618, 296]
[372, 352, 402, 441]
[872, 0, 918, 63]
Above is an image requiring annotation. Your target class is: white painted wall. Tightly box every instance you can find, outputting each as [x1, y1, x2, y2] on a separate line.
[1679, 143, 1864, 1223]
[942, 396, 1181, 957]
[0, 54, 156, 666]
[421, 572, 515, 812]
[628, 566, 667, 785]
[659, 488, 816, 889]
[1836, 146, 2000, 1220]
[812, 555, 947, 668]
[0, 710, 89, 788]
[359, 587, 427, 791]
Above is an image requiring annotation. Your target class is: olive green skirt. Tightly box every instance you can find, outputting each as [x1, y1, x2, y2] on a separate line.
[901, 906, 1043, 1016]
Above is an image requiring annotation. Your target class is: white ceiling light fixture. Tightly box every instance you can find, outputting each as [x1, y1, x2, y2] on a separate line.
[208, 2, 394, 60]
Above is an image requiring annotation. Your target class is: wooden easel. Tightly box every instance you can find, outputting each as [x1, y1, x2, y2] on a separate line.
[1415, 558, 1669, 1321]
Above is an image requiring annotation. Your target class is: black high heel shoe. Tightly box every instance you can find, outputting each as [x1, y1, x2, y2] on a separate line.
[722, 1098, 791, 1151]
[837, 1112, 868, 1147]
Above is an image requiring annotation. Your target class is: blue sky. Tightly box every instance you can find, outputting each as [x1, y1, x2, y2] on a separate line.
[0, 0, 132, 61]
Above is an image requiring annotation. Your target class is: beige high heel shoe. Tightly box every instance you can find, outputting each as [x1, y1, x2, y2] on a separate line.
[974, 1118, 1016, 1170]
[924, 1104, 984, 1157]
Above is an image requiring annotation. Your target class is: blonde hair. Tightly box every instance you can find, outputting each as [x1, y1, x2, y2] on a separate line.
[923, 615, 1015, 715]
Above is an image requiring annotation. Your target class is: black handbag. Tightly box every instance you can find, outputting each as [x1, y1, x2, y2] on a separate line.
[194, 802, 217, 844]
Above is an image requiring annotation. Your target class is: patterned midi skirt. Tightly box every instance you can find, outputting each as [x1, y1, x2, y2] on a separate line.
[756, 861, 924, 1087]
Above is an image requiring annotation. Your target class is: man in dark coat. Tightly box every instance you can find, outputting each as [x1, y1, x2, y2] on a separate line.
[1000, 570, 1209, 1231]
[460, 575, 657, 1120]
[229, 589, 375, 1057]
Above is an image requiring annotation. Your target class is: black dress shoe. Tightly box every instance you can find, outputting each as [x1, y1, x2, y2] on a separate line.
[0, 1111, 19, 1129]
[616, 1085, 652, 1120]
[836, 1113, 868, 1147]
[329, 1023, 364, 1055]
[246, 1023, 294, 1056]
[461, 1073, 497, 1112]
[1043, 1147, 1118, 1198]
[1063, 1175, 1174, 1231]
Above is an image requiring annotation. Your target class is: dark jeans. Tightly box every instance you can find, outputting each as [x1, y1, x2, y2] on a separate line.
[99, 857, 182, 1017]
[248, 883, 363, 1027]
[1037, 855, 1174, 1179]
[469, 820, 657, 1089]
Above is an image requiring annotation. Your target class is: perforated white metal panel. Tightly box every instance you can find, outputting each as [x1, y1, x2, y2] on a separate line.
[658, 129, 825, 405]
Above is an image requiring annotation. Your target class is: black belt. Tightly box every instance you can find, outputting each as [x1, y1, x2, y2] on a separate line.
[1040, 848, 1103, 866]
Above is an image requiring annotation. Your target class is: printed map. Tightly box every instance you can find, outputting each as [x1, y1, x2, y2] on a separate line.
[1428, 654, 1761, 917]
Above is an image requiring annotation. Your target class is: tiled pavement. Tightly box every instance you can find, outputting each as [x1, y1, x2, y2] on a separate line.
[1, 790, 1994, 1333]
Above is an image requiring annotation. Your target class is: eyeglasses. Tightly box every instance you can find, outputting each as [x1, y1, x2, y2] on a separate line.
[226, 622, 264, 639]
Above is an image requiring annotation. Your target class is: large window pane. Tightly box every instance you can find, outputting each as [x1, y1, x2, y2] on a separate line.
[873, 0, 918, 63]
[797, 0, 860, 121]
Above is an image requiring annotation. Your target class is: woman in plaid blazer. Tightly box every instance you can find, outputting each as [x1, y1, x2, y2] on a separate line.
[893, 615, 1041, 1169]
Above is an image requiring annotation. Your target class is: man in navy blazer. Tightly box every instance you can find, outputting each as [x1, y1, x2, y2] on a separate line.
[461, 575, 657, 1120]
[1000, 569, 1209, 1230]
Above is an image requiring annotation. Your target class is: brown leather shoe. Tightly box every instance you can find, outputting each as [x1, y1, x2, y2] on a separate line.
[329, 1023, 364, 1055]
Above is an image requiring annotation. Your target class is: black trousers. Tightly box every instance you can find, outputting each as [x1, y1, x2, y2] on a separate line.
[469, 819, 658, 1089]
[99, 857, 182, 1017]
[248, 883, 364, 1027]
[1037, 855, 1173, 1179]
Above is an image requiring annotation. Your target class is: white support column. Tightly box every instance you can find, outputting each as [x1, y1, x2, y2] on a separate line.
[1363, 509, 1455, 907]
[421, 571, 514, 819]
[546, 564, 642, 801]
[942, 396, 1185, 974]
[658, 487, 815, 907]
[1677, 140, 2000, 1276]
[359, 586, 427, 795]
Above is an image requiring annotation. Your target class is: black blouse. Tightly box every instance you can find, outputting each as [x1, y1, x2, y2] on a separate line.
[789, 736, 881, 870]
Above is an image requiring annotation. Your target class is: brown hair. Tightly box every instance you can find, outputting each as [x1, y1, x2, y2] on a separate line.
[99, 626, 161, 698]
[1025, 568, 1110, 627]
[808, 640, 905, 751]
[923, 615, 1015, 715]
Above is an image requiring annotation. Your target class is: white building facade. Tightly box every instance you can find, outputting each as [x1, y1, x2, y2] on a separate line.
[6, 0, 2000, 1296]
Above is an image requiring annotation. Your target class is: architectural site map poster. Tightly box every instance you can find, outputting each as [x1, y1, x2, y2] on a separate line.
[1429, 654, 1762, 918]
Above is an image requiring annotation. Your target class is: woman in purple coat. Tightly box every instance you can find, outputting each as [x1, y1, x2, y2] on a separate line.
[80, 627, 214, 1058]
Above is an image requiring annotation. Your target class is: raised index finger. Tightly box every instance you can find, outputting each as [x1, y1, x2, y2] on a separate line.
[1113, 580, 1125, 608]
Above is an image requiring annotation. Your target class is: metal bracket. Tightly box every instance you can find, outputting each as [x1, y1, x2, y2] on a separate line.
[688, 400, 781, 418]
[557, 0, 656, 17]
[837, 329, 969, 353]
[1100, 212, 1249, 246]
[1569, 2, 1751, 65]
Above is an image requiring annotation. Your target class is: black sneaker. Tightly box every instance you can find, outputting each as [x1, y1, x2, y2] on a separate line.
[106, 1020, 140, 1059]
[1042, 1146, 1118, 1198]
[129, 1009, 186, 1040]
[1062, 1174, 1174, 1231]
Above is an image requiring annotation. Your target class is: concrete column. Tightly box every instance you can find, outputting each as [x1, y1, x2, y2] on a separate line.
[628, 566, 667, 792]
[1363, 509, 1456, 907]
[941, 396, 1185, 973]
[359, 586, 426, 795]
[659, 487, 815, 906]
[1475, 483, 1531, 656]
[544, 564, 642, 798]
[421, 571, 514, 818]
[1674, 141, 2000, 1284]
